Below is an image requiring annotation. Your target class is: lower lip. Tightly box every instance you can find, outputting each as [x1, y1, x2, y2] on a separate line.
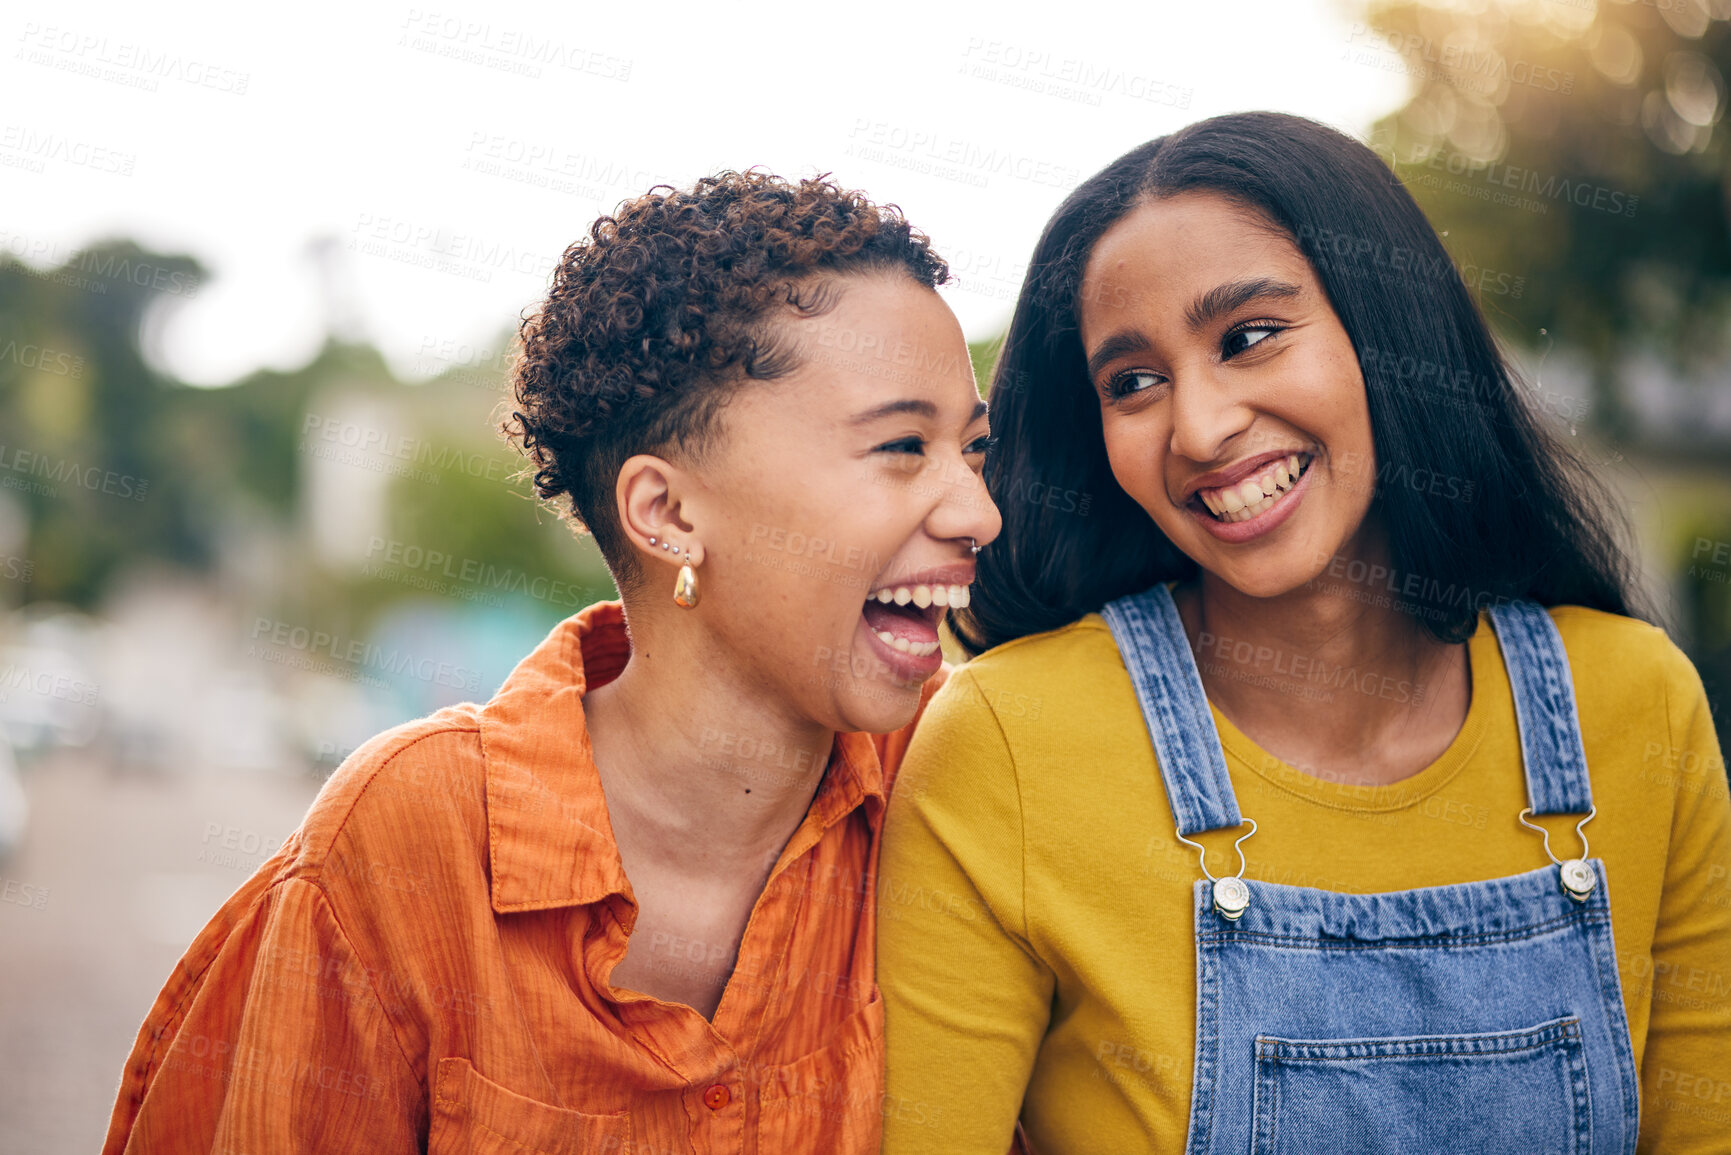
[1190, 463, 1312, 543]
[856, 614, 944, 684]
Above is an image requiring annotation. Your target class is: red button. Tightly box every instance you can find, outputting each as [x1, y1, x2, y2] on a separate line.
[703, 1084, 731, 1110]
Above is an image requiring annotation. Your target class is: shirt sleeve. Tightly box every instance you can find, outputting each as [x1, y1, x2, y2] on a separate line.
[878, 669, 1053, 1154]
[1637, 641, 1731, 1153]
[104, 876, 425, 1153]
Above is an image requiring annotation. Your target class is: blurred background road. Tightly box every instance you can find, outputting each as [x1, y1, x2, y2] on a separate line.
[0, 750, 317, 1154]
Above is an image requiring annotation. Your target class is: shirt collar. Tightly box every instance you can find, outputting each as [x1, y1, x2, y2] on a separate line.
[481, 601, 885, 913]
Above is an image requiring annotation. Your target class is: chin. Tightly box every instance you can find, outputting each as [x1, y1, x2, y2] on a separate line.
[1181, 553, 1310, 601]
[1224, 570, 1312, 601]
[1178, 529, 1332, 597]
[835, 681, 924, 736]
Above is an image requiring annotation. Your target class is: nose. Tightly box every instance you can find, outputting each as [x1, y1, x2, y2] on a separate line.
[1167, 369, 1253, 467]
[928, 456, 1003, 552]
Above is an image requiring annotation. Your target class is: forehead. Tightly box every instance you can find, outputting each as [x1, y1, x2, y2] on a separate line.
[718, 273, 977, 438]
[1079, 193, 1311, 323]
[779, 274, 972, 401]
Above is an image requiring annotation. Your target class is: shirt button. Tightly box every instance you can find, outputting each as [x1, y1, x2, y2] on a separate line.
[703, 1083, 731, 1110]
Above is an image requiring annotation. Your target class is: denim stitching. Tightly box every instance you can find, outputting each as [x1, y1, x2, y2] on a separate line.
[1188, 888, 1222, 1155]
[1105, 587, 1241, 837]
[1490, 603, 1593, 815]
[1197, 913, 1604, 950]
[1257, 1016, 1578, 1060]
[1579, 884, 1640, 1152]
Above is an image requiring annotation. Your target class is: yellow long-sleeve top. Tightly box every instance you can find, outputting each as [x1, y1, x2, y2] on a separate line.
[878, 605, 1731, 1154]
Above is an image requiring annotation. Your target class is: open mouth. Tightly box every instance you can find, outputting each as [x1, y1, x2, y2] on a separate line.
[1193, 453, 1312, 523]
[860, 581, 970, 659]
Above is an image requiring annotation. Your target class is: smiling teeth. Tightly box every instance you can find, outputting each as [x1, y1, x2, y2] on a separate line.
[1199, 455, 1308, 523]
[871, 632, 941, 657]
[869, 584, 970, 608]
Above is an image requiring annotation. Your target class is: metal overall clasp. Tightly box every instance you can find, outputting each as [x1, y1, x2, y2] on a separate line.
[1518, 806, 1598, 902]
[1176, 819, 1258, 921]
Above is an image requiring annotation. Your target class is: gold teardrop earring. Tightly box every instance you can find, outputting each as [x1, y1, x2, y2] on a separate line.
[673, 547, 700, 609]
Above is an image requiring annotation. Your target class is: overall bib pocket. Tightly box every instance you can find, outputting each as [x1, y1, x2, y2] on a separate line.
[1248, 1015, 1591, 1155]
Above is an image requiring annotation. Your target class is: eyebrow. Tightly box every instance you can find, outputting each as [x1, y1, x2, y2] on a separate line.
[849, 399, 988, 425]
[1085, 333, 1152, 382]
[1084, 277, 1304, 381]
[1184, 277, 1303, 331]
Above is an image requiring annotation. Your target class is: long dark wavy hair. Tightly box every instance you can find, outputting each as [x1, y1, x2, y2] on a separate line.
[949, 111, 1638, 656]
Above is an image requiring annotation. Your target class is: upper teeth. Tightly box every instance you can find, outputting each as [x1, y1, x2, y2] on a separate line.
[867, 583, 971, 609]
[1199, 454, 1306, 523]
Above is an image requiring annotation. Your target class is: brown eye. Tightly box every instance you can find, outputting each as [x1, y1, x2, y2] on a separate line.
[1110, 369, 1165, 399]
[877, 437, 927, 474]
[1222, 325, 1283, 358]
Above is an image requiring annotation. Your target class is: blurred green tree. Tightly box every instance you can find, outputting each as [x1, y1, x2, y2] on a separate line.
[1360, 0, 1731, 755]
[0, 242, 208, 603]
[0, 244, 607, 637]
[1362, 0, 1730, 443]
[969, 335, 1004, 397]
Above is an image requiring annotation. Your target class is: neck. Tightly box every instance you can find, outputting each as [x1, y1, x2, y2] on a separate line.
[581, 605, 836, 879]
[1172, 546, 1472, 786]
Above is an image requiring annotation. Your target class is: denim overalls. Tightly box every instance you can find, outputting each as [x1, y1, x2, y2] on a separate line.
[1101, 584, 1639, 1154]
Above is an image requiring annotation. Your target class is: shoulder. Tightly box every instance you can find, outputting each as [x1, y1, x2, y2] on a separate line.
[1545, 604, 1702, 711]
[1541, 606, 1723, 800]
[968, 611, 1120, 673]
[1547, 604, 1687, 670]
[907, 613, 1135, 784]
[273, 703, 489, 887]
[945, 612, 1122, 715]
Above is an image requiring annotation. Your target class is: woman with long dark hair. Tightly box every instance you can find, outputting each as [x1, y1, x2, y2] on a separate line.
[877, 113, 1731, 1153]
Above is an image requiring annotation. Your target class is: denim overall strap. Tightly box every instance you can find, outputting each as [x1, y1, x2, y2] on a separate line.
[1487, 601, 1594, 816]
[1102, 584, 1242, 837]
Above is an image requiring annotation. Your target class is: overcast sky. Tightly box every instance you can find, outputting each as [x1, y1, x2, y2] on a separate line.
[2, 0, 1406, 386]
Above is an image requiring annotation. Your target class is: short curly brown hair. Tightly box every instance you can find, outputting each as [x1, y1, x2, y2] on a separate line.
[503, 169, 951, 594]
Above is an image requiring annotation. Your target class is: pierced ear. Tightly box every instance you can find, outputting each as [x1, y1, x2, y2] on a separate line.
[616, 454, 699, 563]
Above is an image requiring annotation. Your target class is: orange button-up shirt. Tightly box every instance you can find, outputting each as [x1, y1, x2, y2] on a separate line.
[104, 600, 944, 1153]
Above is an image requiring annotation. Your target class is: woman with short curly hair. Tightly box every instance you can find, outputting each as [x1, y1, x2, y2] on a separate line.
[105, 170, 999, 1154]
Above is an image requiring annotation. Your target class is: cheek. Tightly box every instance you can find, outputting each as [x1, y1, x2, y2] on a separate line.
[718, 451, 839, 544]
[727, 477, 897, 601]
[1100, 410, 1169, 506]
[1306, 347, 1371, 430]
[1327, 383, 1376, 483]
[816, 468, 905, 554]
